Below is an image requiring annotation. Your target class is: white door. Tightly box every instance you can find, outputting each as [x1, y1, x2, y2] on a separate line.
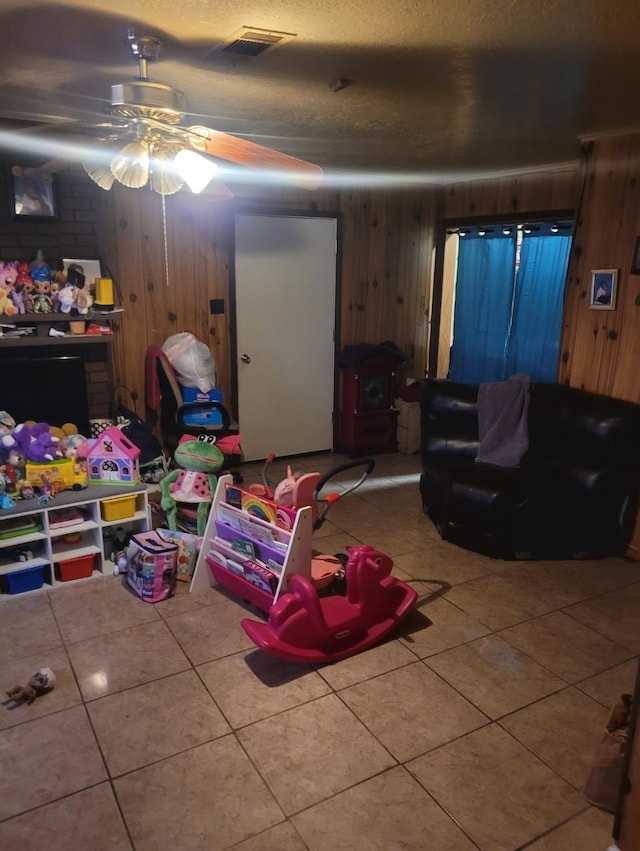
[234, 213, 338, 462]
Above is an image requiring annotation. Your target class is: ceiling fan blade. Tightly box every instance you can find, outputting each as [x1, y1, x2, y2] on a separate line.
[203, 181, 234, 201]
[32, 158, 72, 176]
[186, 126, 322, 190]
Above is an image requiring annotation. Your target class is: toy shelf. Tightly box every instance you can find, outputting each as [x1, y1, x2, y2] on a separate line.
[190, 474, 312, 611]
[0, 530, 48, 549]
[0, 483, 150, 594]
[100, 508, 148, 529]
[49, 519, 100, 538]
[0, 555, 50, 577]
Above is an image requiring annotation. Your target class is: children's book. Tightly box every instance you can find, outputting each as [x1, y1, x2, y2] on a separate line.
[224, 484, 297, 531]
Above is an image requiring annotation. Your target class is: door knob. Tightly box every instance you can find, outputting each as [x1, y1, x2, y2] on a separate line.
[240, 353, 251, 364]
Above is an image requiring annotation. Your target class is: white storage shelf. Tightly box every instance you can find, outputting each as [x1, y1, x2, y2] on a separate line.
[0, 483, 149, 593]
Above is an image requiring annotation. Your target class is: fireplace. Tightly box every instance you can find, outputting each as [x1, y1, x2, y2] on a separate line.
[0, 342, 111, 435]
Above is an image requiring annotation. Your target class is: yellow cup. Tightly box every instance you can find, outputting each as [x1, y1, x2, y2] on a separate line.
[94, 278, 114, 310]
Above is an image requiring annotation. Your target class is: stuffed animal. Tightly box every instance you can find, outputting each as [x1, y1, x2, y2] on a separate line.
[0, 261, 17, 291]
[0, 423, 29, 492]
[0, 262, 18, 317]
[160, 435, 227, 536]
[60, 433, 89, 482]
[6, 422, 61, 463]
[273, 465, 302, 507]
[0, 288, 17, 317]
[49, 422, 78, 442]
[58, 283, 76, 314]
[0, 444, 27, 493]
[10, 282, 26, 315]
[49, 279, 61, 312]
[6, 667, 55, 705]
[0, 411, 16, 437]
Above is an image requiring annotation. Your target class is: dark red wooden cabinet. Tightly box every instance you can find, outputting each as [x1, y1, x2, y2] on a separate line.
[338, 354, 399, 456]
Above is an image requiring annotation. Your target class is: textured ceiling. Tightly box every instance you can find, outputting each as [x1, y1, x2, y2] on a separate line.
[1, 0, 639, 185]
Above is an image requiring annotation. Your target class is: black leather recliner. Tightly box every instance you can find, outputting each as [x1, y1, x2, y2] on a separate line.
[418, 379, 640, 559]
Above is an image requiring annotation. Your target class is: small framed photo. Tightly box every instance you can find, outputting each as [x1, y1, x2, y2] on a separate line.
[589, 269, 617, 310]
[62, 258, 103, 289]
[631, 237, 640, 275]
[10, 165, 57, 219]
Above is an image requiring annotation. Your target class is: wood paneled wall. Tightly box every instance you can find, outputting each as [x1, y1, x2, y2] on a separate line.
[97, 166, 583, 418]
[85, 150, 640, 557]
[556, 135, 640, 559]
[96, 182, 437, 416]
[558, 134, 640, 404]
[441, 166, 580, 220]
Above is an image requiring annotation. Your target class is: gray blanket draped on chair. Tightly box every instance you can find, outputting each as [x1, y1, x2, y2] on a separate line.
[476, 374, 531, 468]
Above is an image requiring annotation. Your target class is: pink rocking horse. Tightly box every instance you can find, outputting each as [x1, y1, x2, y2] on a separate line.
[241, 543, 418, 664]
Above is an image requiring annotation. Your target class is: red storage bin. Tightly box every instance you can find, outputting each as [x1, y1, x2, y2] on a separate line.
[56, 554, 95, 581]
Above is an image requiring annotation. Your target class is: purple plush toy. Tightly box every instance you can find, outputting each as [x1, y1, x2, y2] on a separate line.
[6, 423, 61, 463]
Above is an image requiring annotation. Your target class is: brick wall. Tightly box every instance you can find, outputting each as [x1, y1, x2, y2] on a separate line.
[0, 159, 112, 423]
[0, 159, 101, 263]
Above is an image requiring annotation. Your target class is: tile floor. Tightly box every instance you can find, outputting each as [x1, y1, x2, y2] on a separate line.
[0, 451, 638, 850]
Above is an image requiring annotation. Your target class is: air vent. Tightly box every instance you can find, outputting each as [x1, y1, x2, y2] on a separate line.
[211, 26, 296, 60]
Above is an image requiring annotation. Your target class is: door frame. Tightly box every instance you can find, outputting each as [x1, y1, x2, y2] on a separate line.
[229, 206, 344, 452]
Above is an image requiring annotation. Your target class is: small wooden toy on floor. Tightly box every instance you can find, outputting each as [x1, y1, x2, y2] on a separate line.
[5, 667, 55, 706]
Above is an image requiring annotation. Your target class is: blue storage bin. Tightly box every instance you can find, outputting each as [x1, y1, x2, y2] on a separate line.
[1, 565, 45, 595]
[180, 387, 223, 426]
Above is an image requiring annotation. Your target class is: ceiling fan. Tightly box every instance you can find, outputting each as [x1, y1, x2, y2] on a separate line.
[29, 29, 323, 197]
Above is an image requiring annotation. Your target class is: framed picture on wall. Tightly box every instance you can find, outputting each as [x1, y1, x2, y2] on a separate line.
[9, 165, 57, 219]
[589, 269, 618, 310]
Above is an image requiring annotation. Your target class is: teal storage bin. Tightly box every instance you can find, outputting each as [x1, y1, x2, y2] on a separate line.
[1, 565, 45, 595]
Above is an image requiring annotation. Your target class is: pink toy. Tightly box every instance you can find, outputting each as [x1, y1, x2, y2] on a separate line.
[208, 457, 419, 665]
[87, 425, 141, 484]
[241, 544, 418, 663]
[0, 261, 17, 290]
[126, 530, 178, 602]
[249, 455, 323, 524]
[273, 465, 302, 507]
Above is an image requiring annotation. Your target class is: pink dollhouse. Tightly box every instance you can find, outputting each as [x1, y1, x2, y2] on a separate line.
[87, 425, 141, 485]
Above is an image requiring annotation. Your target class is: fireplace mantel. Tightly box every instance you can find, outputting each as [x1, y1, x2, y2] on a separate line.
[0, 310, 122, 348]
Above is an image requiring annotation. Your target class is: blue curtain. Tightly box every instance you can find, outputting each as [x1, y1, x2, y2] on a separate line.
[448, 232, 517, 383]
[505, 233, 572, 382]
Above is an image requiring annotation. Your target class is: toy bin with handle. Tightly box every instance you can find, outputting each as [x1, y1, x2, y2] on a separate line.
[126, 530, 178, 603]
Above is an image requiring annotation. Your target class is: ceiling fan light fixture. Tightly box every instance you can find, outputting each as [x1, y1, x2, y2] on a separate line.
[149, 151, 185, 196]
[174, 148, 218, 194]
[83, 160, 116, 191]
[111, 140, 150, 189]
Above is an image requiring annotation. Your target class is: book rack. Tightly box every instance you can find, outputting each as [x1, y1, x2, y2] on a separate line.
[190, 474, 312, 610]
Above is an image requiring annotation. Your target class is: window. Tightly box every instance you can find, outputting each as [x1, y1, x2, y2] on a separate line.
[433, 220, 573, 383]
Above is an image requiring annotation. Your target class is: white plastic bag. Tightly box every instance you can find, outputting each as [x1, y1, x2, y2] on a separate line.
[161, 332, 216, 393]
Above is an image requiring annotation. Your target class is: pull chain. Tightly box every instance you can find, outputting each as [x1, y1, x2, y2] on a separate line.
[161, 193, 170, 287]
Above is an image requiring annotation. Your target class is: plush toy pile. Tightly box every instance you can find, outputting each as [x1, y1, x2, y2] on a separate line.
[0, 251, 93, 316]
[0, 412, 90, 506]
